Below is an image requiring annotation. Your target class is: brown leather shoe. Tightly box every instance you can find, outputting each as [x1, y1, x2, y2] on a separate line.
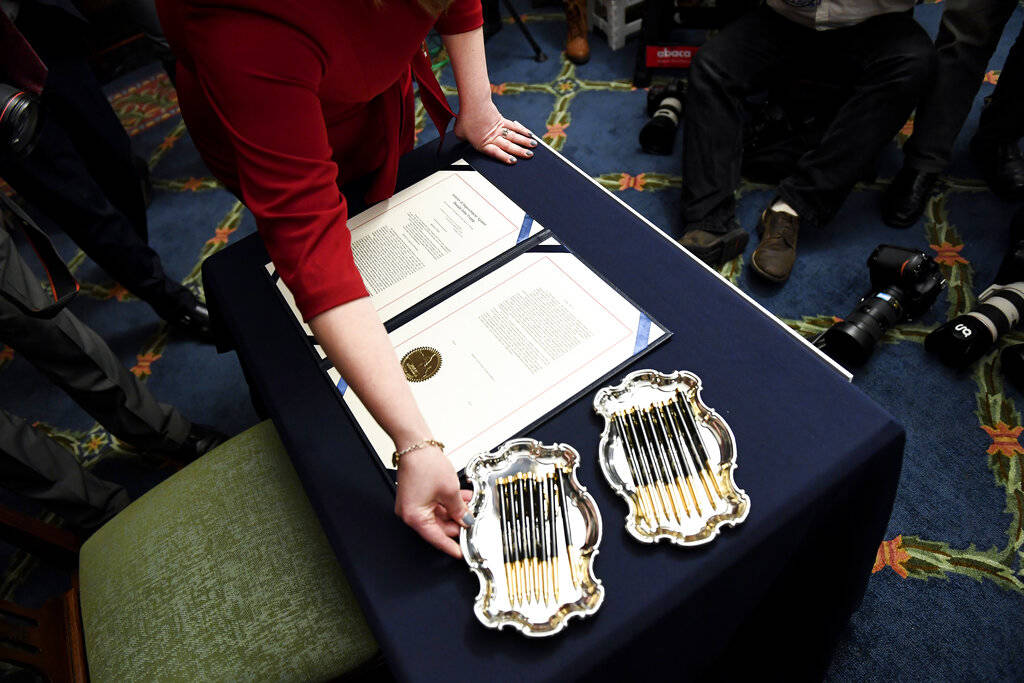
[564, 0, 590, 65]
[751, 208, 799, 283]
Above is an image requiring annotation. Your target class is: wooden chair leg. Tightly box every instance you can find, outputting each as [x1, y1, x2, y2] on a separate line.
[0, 586, 86, 682]
[0, 505, 81, 570]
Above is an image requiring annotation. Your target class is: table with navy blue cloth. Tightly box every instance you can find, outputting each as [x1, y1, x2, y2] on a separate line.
[203, 137, 905, 682]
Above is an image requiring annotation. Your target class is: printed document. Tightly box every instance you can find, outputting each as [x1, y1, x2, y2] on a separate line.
[340, 245, 667, 472]
[267, 159, 544, 324]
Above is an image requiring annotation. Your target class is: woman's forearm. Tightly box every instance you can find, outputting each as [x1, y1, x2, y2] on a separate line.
[310, 296, 469, 558]
[309, 297, 431, 450]
[442, 25, 536, 163]
[442, 26, 493, 115]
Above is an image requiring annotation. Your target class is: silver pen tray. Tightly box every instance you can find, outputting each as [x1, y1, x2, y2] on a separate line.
[594, 369, 750, 546]
[460, 439, 604, 637]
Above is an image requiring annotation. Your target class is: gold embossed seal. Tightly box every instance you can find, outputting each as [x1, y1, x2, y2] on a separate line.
[401, 346, 442, 382]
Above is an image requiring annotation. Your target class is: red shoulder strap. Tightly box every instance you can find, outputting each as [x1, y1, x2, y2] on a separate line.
[410, 42, 456, 148]
[0, 11, 48, 95]
[0, 192, 79, 318]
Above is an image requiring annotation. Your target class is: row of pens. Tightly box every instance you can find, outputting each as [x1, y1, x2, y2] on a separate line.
[493, 468, 580, 608]
[612, 389, 724, 529]
[489, 390, 726, 607]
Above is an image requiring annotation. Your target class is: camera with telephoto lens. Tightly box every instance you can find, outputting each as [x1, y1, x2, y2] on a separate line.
[0, 83, 40, 158]
[639, 79, 685, 155]
[814, 245, 945, 367]
[926, 213, 1024, 368]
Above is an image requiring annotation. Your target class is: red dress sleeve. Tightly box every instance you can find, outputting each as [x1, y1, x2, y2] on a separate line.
[435, 0, 483, 35]
[179, 10, 368, 321]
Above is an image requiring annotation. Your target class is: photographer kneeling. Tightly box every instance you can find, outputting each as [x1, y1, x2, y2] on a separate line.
[679, 0, 936, 283]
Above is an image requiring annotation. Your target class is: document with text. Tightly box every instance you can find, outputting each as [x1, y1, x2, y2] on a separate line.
[339, 240, 669, 473]
[267, 159, 545, 328]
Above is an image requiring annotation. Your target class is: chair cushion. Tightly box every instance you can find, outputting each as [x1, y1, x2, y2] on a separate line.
[79, 420, 378, 682]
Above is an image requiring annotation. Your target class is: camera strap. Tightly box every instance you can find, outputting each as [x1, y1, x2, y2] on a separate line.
[0, 190, 78, 318]
[0, 9, 48, 96]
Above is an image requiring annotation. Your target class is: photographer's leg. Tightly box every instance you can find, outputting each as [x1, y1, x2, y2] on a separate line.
[977, 25, 1024, 143]
[5, 3, 211, 341]
[778, 13, 935, 229]
[884, 0, 1016, 227]
[680, 6, 802, 266]
[0, 225, 191, 456]
[43, 56, 152, 242]
[0, 410, 129, 532]
[0, 120, 198, 326]
[904, 0, 1017, 174]
[972, 23, 1024, 199]
[14, 1, 150, 241]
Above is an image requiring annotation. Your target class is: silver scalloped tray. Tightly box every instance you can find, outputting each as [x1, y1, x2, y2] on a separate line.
[593, 369, 750, 546]
[460, 439, 604, 637]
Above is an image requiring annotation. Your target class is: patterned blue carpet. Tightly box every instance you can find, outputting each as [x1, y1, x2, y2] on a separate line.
[1, 4, 1022, 679]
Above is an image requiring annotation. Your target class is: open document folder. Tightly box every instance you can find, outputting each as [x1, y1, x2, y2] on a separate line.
[267, 162, 669, 479]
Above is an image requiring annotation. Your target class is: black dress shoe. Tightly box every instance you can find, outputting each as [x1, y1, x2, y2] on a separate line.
[168, 298, 214, 343]
[971, 136, 1024, 201]
[162, 424, 229, 464]
[882, 166, 939, 228]
[679, 226, 749, 268]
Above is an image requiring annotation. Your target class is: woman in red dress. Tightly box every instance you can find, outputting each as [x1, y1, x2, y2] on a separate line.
[157, 0, 536, 557]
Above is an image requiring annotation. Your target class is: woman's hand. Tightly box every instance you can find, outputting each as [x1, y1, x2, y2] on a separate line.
[454, 100, 537, 165]
[443, 27, 536, 166]
[394, 445, 473, 558]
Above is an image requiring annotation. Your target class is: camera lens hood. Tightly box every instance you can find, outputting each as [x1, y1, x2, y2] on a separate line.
[925, 314, 997, 368]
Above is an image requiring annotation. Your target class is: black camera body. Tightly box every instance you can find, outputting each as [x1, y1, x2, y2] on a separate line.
[639, 80, 686, 155]
[0, 82, 40, 158]
[815, 245, 945, 367]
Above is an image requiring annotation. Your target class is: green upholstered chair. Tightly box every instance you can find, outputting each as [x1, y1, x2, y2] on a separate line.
[0, 420, 379, 682]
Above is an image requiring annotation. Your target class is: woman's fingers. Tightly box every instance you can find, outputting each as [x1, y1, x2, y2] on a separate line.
[505, 131, 537, 152]
[506, 119, 533, 138]
[492, 124, 536, 151]
[440, 484, 473, 527]
[438, 518, 462, 537]
[473, 120, 537, 165]
[431, 503, 462, 537]
[480, 140, 519, 165]
[483, 137, 533, 165]
[415, 520, 463, 558]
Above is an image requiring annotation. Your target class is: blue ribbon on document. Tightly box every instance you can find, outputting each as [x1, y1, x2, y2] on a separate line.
[517, 214, 534, 243]
[336, 376, 348, 396]
[633, 314, 652, 355]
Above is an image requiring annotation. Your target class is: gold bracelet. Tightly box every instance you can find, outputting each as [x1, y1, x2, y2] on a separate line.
[392, 439, 445, 469]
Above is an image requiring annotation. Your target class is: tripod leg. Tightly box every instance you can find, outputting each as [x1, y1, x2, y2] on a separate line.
[500, 0, 548, 62]
[482, 0, 503, 40]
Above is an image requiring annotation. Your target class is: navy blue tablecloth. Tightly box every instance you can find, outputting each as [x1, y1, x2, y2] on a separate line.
[204, 138, 904, 682]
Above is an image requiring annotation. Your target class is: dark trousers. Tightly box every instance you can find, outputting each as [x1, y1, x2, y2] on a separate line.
[0, 3, 194, 320]
[904, 0, 1022, 172]
[977, 21, 1024, 146]
[681, 6, 935, 232]
[0, 221, 191, 529]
